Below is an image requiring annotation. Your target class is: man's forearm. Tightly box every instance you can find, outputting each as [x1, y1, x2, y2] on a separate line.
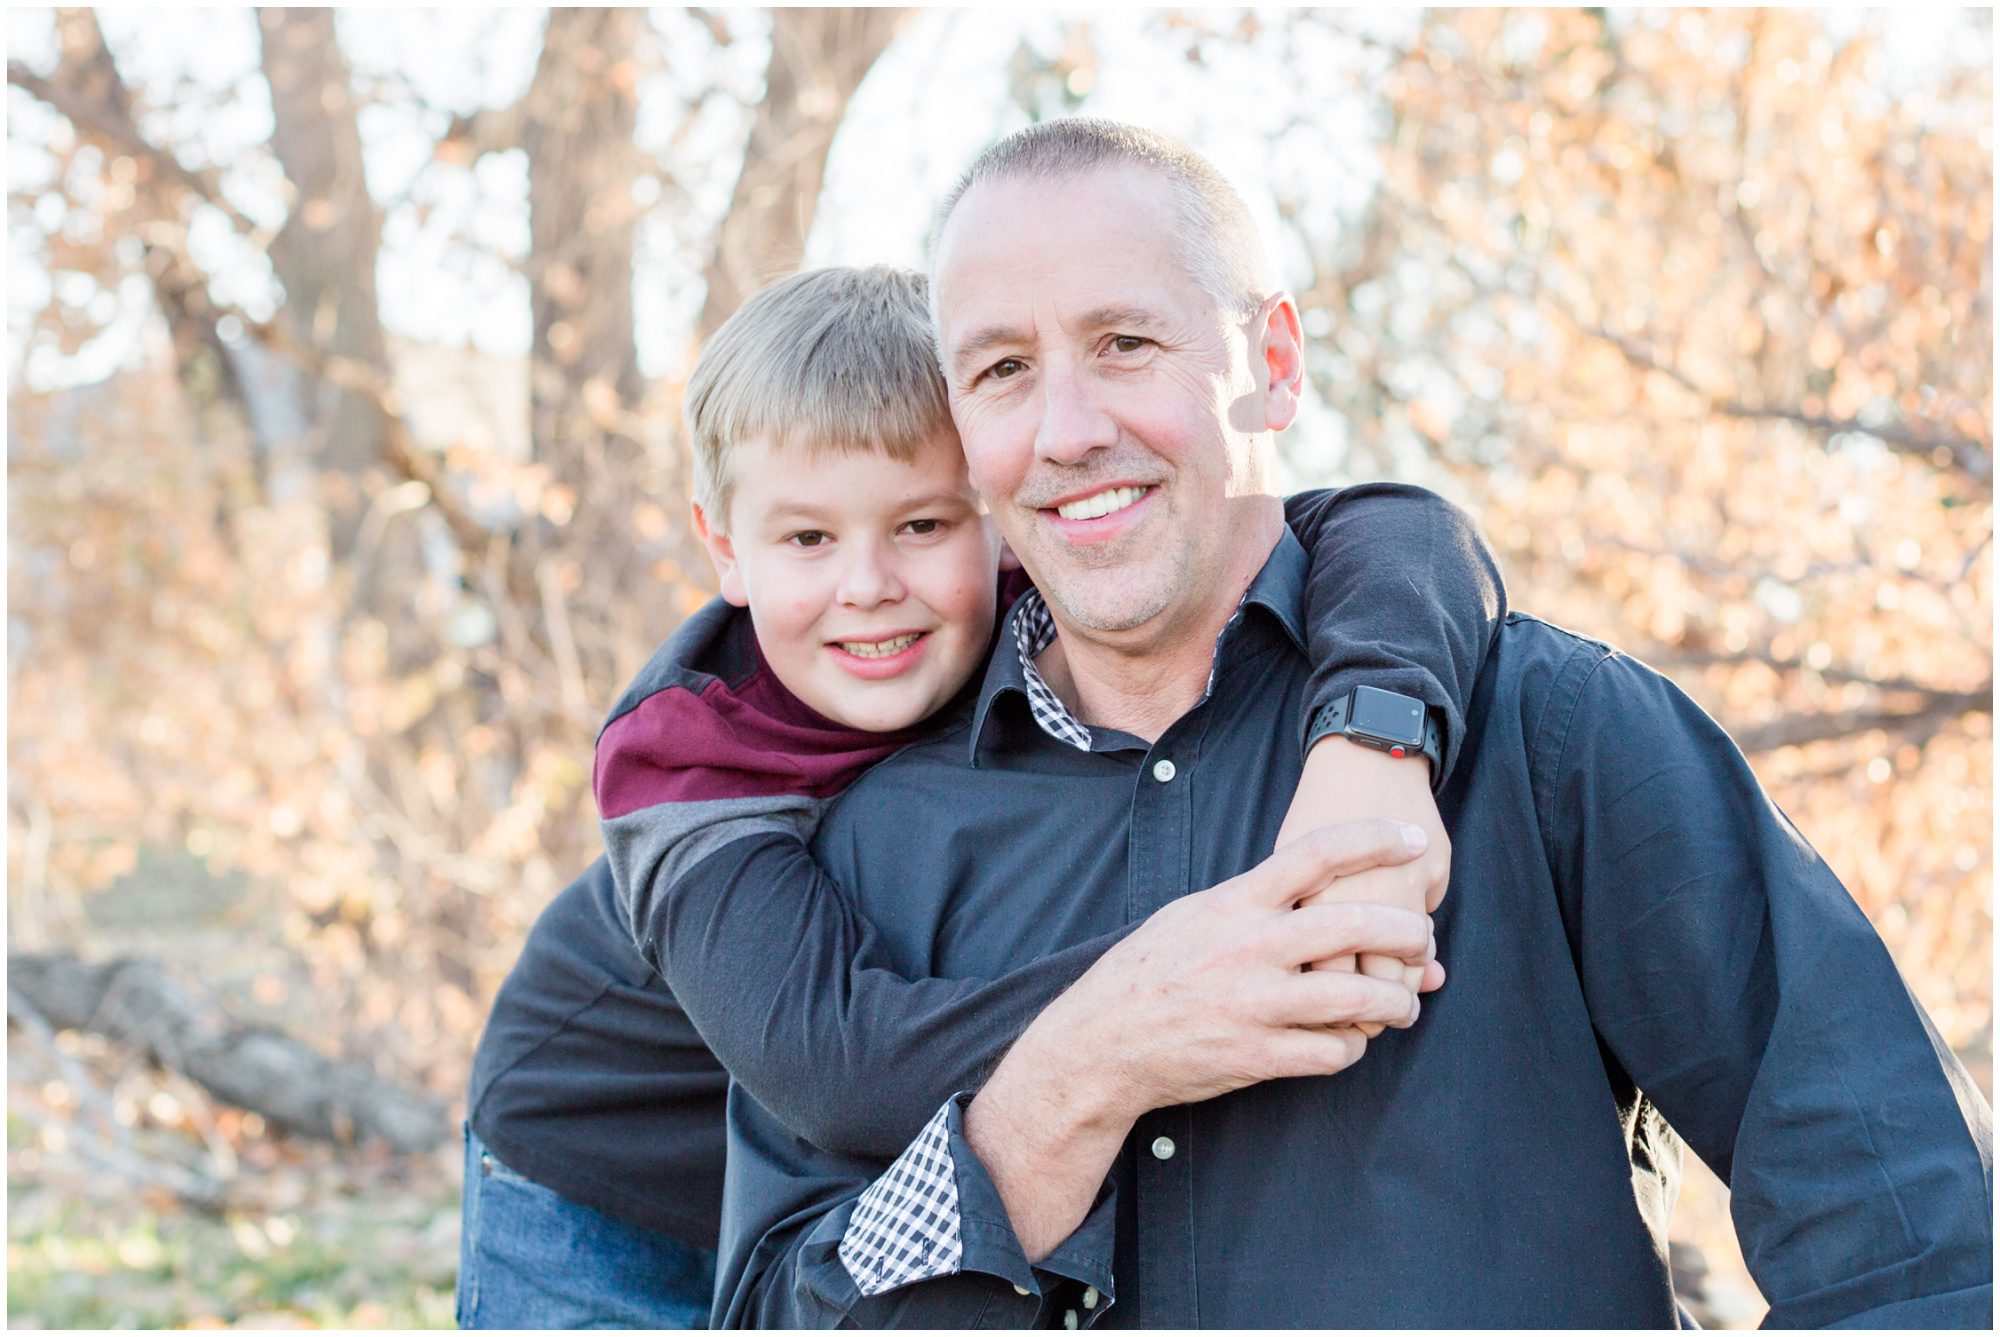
[962, 1012, 1134, 1262]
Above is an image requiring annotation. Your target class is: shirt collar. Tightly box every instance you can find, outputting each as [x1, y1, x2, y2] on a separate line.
[967, 527, 1310, 763]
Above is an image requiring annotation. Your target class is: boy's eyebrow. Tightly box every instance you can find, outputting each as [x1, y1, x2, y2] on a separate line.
[894, 487, 979, 513]
[756, 496, 831, 524]
[753, 487, 975, 526]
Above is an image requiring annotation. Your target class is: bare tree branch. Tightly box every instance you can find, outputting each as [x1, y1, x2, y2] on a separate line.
[1729, 687, 1991, 753]
[685, 8, 735, 47]
[10, 953, 448, 1154]
[1565, 301, 1991, 482]
[1647, 646, 1992, 699]
[9, 986, 231, 1209]
[696, 7, 914, 339]
[7, 59, 262, 238]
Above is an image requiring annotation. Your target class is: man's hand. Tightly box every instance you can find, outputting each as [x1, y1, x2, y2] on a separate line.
[965, 820, 1436, 1260]
[1275, 736, 1452, 1036]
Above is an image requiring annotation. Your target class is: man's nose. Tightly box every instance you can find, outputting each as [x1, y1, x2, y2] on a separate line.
[836, 538, 906, 609]
[1034, 364, 1118, 465]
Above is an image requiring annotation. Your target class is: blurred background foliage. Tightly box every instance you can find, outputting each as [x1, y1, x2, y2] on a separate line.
[6, 7, 1990, 1329]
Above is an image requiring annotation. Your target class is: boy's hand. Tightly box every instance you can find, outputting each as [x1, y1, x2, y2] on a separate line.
[1274, 735, 1453, 1037]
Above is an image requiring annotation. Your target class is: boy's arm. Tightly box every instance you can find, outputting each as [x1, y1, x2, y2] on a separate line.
[1283, 483, 1506, 790]
[1279, 485, 1507, 997]
[596, 598, 1132, 1161]
[612, 821, 1129, 1160]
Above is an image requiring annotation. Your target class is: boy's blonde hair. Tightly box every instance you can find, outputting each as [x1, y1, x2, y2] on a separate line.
[685, 265, 953, 530]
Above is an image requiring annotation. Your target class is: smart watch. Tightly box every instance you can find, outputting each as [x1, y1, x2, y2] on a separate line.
[1305, 686, 1443, 782]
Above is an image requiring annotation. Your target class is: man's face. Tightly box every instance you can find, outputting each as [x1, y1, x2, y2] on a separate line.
[932, 166, 1292, 645]
[695, 429, 1001, 732]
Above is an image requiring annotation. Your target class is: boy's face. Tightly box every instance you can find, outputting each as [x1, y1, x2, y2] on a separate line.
[695, 429, 1001, 733]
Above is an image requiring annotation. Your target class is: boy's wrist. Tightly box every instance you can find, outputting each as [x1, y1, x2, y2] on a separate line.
[1304, 687, 1441, 783]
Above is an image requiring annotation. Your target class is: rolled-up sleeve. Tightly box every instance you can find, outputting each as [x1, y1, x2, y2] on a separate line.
[1285, 484, 1507, 787]
[1539, 646, 1993, 1328]
[715, 1088, 1118, 1329]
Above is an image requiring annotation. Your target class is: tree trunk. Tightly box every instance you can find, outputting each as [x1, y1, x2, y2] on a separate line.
[519, 6, 646, 492]
[257, 6, 391, 553]
[696, 8, 914, 341]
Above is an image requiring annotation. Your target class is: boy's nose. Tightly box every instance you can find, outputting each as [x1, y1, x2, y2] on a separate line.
[836, 543, 906, 609]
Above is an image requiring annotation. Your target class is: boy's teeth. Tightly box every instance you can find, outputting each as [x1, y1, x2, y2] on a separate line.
[1055, 486, 1146, 521]
[838, 633, 922, 659]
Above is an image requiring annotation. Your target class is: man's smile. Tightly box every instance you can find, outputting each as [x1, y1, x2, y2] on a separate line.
[1053, 485, 1148, 521]
[1036, 483, 1160, 544]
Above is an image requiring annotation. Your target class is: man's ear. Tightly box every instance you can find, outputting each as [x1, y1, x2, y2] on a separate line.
[1255, 293, 1306, 433]
[691, 500, 749, 607]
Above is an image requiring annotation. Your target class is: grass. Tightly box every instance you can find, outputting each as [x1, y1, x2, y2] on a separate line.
[7, 1177, 459, 1329]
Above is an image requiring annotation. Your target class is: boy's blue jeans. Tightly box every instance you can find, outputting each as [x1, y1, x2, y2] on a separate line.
[456, 1126, 717, 1329]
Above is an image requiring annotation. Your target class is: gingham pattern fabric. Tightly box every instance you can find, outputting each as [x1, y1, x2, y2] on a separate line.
[837, 1100, 964, 1296]
[1015, 586, 1245, 750]
[1014, 591, 1094, 751]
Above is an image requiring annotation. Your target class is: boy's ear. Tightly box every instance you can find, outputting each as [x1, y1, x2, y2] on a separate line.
[691, 500, 749, 607]
[1255, 292, 1306, 433]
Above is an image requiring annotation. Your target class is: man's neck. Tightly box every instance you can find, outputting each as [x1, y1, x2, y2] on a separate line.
[1035, 513, 1284, 743]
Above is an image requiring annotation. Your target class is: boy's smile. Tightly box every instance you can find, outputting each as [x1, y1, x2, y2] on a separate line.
[694, 429, 1002, 733]
[827, 631, 931, 677]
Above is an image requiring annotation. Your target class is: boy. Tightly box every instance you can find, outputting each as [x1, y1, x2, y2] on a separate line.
[461, 266, 1503, 1327]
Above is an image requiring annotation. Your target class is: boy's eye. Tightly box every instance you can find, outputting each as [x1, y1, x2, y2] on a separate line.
[787, 530, 831, 548]
[902, 518, 943, 536]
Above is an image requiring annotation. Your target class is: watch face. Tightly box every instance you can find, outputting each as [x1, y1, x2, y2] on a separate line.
[1348, 686, 1427, 748]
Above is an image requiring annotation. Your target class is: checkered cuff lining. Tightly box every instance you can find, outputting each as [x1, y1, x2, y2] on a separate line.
[837, 1100, 965, 1296]
[1014, 592, 1094, 751]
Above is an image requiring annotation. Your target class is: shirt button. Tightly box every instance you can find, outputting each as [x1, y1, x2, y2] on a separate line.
[1012, 1284, 1031, 1297]
[1064, 1310, 1080, 1330]
[1151, 1136, 1176, 1160]
[1152, 759, 1176, 782]
[1082, 1286, 1100, 1310]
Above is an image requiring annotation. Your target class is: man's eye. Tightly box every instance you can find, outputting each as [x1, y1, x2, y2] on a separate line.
[787, 531, 830, 548]
[986, 357, 1025, 381]
[1109, 335, 1149, 354]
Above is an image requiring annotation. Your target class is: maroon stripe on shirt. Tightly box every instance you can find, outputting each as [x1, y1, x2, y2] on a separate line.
[594, 658, 927, 818]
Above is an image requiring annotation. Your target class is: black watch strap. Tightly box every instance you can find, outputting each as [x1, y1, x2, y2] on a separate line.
[1305, 689, 1444, 787]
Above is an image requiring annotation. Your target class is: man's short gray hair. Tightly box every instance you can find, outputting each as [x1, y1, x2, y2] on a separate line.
[930, 118, 1275, 323]
[685, 265, 952, 529]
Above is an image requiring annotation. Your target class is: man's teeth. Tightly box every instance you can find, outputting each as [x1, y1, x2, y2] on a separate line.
[1055, 486, 1146, 521]
[838, 633, 922, 659]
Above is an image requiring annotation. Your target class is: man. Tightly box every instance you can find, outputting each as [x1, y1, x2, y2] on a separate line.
[712, 119, 1993, 1328]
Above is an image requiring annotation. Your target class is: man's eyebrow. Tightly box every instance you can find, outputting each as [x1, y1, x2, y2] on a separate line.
[1075, 304, 1163, 331]
[948, 323, 1030, 375]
